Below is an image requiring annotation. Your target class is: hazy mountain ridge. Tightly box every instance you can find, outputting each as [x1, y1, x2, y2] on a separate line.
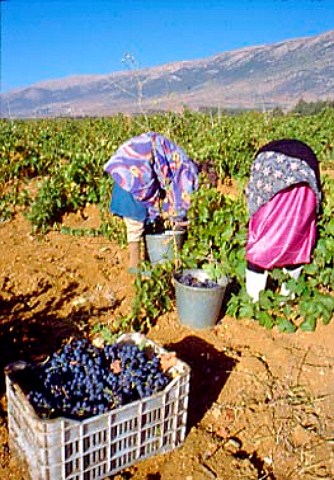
[1, 29, 333, 118]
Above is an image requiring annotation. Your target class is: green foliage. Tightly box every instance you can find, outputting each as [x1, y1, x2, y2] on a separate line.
[182, 186, 248, 283]
[115, 262, 175, 334]
[290, 98, 334, 116]
[0, 181, 30, 222]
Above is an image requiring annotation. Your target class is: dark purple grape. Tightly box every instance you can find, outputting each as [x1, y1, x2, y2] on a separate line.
[176, 273, 218, 288]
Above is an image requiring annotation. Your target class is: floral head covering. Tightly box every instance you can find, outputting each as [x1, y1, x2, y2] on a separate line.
[104, 132, 199, 220]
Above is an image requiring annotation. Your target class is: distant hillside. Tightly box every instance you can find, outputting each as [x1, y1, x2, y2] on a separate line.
[1, 29, 333, 118]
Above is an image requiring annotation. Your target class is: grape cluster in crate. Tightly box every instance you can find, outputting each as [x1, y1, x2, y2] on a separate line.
[27, 337, 172, 420]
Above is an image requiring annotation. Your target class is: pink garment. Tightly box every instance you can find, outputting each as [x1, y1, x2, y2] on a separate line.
[246, 184, 317, 269]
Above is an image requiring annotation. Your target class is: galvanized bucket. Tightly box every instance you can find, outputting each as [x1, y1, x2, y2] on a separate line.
[145, 230, 186, 265]
[173, 269, 229, 329]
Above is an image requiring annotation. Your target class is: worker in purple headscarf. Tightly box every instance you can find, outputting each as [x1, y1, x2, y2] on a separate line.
[104, 132, 199, 273]
[245, 138, 321, 301]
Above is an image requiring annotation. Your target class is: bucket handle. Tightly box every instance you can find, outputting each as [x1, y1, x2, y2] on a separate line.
[171, 224, 182, 270]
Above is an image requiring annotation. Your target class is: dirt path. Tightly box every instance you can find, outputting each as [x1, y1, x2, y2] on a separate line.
[1, 207, 334, 480]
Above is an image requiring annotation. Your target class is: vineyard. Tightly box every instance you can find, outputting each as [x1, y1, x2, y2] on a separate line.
[1, 110, 334, 479]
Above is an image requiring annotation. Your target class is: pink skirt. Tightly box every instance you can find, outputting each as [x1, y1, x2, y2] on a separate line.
[246, 184, 317, 269]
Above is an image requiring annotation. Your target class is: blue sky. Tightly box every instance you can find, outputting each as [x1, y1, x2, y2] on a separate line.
[1, 0, 334, 93]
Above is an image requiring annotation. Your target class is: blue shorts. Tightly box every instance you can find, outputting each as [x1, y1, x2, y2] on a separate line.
[110, 182, 147, 222]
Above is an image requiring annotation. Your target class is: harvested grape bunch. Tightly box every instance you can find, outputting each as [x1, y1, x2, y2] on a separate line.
[27, 338, 171, 420]
[176, 273, 218, 288]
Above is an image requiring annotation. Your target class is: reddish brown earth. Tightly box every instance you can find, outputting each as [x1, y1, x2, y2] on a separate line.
[0, 199, 333, 480]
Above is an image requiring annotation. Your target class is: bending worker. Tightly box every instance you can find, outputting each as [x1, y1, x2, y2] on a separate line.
[245, 138, 322, 301]
[104, 132, 199, 273]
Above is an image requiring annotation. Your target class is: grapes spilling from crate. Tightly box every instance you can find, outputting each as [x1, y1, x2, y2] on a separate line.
[27, 338, 172, 420]
[176, 273, 218, 288]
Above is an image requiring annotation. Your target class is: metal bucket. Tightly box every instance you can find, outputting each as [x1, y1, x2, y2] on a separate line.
[173, 269, 228, 329]
[145, 230, 186, 265]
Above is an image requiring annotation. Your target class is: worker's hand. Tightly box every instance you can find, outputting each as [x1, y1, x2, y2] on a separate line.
[171, 217, 190, 229]
[145, 217, 165, 234]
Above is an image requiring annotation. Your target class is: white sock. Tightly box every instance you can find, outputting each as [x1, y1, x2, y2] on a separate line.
[246, 268, 268, 302]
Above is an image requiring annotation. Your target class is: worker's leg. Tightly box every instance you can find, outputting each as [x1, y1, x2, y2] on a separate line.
[124, 218, 145, 273]
[280, 265, 303, 298]
[245, 262, 268, 302]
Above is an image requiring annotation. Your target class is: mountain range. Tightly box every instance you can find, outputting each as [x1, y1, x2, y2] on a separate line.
[1, 29, 333, 118]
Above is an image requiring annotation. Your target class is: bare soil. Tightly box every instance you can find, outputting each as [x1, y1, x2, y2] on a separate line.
[0, 201, 334, 480]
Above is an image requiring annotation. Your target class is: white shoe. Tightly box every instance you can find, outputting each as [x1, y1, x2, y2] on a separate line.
[246, 268, 268, 302]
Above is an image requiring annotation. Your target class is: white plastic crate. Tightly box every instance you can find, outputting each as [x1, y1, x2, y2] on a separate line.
[5, 333, 190, 480]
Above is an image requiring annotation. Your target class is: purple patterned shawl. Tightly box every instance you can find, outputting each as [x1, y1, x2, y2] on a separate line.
[104, 132, 199, 221]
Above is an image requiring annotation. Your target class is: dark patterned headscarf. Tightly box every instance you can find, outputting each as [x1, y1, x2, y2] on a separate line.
[246, 139, 321, 216]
